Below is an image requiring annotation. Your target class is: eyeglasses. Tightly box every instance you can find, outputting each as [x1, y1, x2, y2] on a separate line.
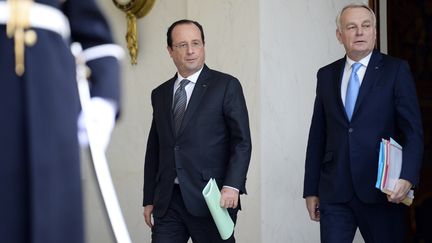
[172, 41, 203, 50]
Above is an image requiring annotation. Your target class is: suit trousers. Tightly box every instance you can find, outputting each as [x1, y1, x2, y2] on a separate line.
[152, 184, 237, 243]
[319, 194, 406, 243]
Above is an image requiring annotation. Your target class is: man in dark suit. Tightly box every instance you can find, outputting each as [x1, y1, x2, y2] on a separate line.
[303, 3, 423, 243]
[143, 19, 252, 243]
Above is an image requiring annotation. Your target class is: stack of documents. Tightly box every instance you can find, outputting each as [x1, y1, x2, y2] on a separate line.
[202, 178, 234, 240]
[375, 138, 414, 206]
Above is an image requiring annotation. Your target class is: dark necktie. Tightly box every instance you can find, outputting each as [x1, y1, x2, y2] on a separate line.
[345, 62, 362, 121]
[173, 79, 190, 135]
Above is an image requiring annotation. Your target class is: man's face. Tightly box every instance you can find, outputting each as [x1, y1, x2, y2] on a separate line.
[168, 23, 205, 77]
[336, 7, 377, 61]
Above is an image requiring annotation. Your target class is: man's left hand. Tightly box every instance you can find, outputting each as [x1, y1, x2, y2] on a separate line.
[388, 179, 412, 204]
[220, 187, 239, 209]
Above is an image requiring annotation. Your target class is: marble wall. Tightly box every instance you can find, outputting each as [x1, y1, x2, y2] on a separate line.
[86, 0, 364, 242]
[260, 1, 351, 242]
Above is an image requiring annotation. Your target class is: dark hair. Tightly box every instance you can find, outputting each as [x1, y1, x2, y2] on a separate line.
[166, 19, 205, 47]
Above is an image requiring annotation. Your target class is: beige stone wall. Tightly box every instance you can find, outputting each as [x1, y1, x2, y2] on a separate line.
[84, 0, 365, 242]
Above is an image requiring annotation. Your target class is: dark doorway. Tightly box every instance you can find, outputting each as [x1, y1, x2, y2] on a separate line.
[386, 1, 432, 242]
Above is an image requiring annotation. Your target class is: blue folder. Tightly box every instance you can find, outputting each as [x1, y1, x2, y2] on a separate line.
[375, 140, 385, 189]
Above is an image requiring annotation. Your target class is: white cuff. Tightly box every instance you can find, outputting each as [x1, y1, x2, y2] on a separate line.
[223, 185, 239, 192]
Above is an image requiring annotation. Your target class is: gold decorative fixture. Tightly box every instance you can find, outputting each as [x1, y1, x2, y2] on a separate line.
[112, 0, 156, 65]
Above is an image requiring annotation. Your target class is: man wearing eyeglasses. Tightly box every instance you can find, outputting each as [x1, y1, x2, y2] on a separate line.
[142, 19, 252, 242]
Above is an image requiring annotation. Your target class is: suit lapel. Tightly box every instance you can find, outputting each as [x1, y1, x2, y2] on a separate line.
[333, 58, 348, 120]
[164, 76, 176, 137]
[176, 65, 211, 137]
[352, 50, 383, 119]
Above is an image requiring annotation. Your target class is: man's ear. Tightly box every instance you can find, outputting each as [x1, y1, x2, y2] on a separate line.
[167, 46, 173, 57]
[373, 28, 377, 42]
[336, 29, 343, 44]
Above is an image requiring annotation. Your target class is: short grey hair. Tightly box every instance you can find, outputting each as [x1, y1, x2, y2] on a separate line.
[336, 3, 377, 31]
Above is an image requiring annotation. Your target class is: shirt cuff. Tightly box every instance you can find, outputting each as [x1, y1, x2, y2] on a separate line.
[223, 185, 239, 192]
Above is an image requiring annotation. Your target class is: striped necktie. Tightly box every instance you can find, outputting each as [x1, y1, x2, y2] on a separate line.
[173, 79, 190, 135]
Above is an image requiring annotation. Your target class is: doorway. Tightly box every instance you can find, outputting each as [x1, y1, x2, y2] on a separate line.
[376, 0, 432, 242]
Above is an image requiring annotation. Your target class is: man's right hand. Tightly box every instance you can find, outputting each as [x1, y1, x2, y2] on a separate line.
[305, 196, 320, 222]
[143, 205, 154, 228]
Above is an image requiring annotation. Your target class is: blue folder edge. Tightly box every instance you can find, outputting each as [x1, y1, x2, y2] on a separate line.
[375, 140, 385, 189]
[375, 137, 414, 205]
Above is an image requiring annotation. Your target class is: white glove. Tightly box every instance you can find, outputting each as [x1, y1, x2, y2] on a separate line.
[78, 97, 117, 151]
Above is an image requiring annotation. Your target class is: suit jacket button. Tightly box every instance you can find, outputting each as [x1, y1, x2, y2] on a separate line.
[174, 146, 180, 151]
[348, 128, 354, 133]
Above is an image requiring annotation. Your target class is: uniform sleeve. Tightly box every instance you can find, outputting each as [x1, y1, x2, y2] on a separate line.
[62, 0, 123, 108]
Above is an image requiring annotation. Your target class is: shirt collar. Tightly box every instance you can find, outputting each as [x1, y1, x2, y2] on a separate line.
[346, 51, 372, 68]
[176, 66, 204, 84]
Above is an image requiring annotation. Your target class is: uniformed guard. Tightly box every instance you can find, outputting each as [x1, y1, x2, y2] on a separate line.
[0, 0, 123, 242]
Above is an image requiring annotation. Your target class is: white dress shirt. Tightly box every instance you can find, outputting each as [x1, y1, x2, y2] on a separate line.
[173, 68, 202, 107]
[340, 52, 372, 105]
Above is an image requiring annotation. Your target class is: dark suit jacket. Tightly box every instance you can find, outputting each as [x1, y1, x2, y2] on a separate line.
[143, 65, 252, 217]
[303, 50, 423, 204]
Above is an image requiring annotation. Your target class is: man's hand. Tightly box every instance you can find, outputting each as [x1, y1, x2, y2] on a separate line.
[143, 205, 154, 228]
[305, 196, 320, 222]
[220, 187, 239, 209]
[387, 179, 412, 204]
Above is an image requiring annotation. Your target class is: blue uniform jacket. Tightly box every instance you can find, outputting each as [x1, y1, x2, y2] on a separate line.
[0, 0, 120, 242]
